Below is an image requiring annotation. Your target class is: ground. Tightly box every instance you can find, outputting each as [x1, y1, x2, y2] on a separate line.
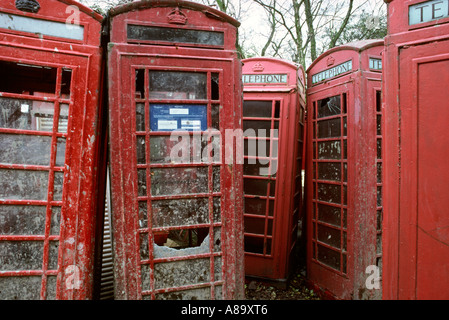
[244, 266, 320, 300]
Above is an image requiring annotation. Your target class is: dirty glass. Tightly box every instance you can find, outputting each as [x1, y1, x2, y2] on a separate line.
[136, 136, 146, 164]
[0, 277, 41, 300]
[243, 101, 272, 118]
[243, 178, 269, 197]
[0, 205, 47, 235]
[317, 224, 341, 248]
[152, 198, 209, 228]
[213, 197, 221, 222]
[50, 207, 61, 236]
[317, 183, 341, 204]
[317, 244, 340, 270]
[128, 25, 224, 47]
[58, 104, 69, 133]
[317, 141, 341, 159]
[153, 258, 210, 289]
[0, 134, 52, 165]
[211, 104, 220, 130]
[155, 287, 211, 300]
[317, 118, 341, 138]
[149, 71, 207, 100]
[0, 241, 44, 271]
[213, 166, 220, 192]
[318, 162, 341, 181]
[317, 95, 341, 118]
[150, 167, 208, 196]
[0, 169, 48, 200]
[137, 169, 147, 197]
[48, 241, 59, 270]
[211, 73, 220, 100]
[56, 137, 66, 167]
[0, 97, 55, 132]
[136, 103, 146, 132]
[53, 171, 64, 201]
[317, 203, 341, 227]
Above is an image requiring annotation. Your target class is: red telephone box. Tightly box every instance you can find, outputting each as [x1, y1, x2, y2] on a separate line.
[241, 57, 306, 284]
[0, 0, 104, 299]
[383, 0, 449, 300]
[107, 0, 244, 300]
[306, 40, 384, 299]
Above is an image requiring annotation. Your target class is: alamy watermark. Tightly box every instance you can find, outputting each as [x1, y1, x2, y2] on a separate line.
[168, 128, 279, 175]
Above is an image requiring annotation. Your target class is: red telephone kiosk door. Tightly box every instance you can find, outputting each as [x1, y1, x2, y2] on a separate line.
[306, 40, 384, 299]
[0, 0, 103, 299]
[241, 58, 306, 284]
[107, 1, 244, 300]
[383, 0, 449, 300]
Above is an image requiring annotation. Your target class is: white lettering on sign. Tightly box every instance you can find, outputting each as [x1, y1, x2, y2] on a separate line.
[170, 108, 189, 115]
[369, 58, 382, 71]
[158, 120, 178, 130]
[242, 74, 288, 84]
[311, 60, 353, 84]
[409, 0, 449, 25]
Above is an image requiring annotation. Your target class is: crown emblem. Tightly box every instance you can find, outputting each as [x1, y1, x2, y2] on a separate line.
[15, 0, 40, 13]
[167, 8, 187, 25]
[327, 56, 335, 66]
[252, 62, 265, 72]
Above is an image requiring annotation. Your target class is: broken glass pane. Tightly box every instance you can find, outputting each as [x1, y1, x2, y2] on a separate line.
[317, 95, 341, 118]
[0, 61, 57, 95]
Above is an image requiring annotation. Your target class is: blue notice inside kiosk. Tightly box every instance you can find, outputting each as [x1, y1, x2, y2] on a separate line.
[150, 104, 208, 131]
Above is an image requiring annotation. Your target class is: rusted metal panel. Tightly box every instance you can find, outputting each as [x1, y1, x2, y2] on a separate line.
[383, 0, 449, 300]
[241, 57, 306, 285]
[306, 40, 384, 300]
[107, 0, 244, 300]
[0, 0, 104, 300]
